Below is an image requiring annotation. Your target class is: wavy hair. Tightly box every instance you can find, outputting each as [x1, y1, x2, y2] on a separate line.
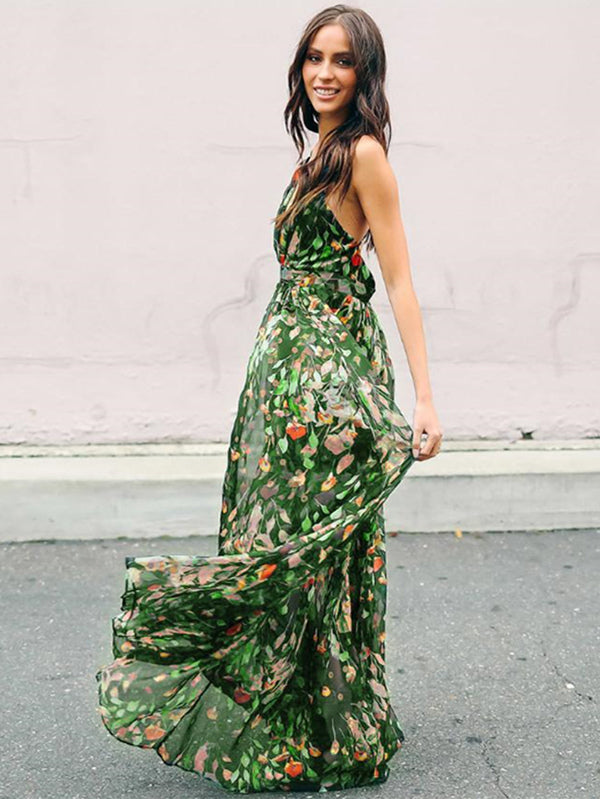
[273, 4, 391, 254]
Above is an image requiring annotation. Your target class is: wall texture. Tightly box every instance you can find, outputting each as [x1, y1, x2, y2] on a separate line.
[1, 0, 599, 444]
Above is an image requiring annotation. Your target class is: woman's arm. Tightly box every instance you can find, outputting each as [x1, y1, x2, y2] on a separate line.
[352, 135, 443, 460]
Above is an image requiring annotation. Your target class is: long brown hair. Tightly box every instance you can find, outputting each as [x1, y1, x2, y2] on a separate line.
[273, 4, 391, 253]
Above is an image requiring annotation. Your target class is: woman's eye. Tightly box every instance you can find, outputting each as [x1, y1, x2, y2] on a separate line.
[307, 54, 353, 67]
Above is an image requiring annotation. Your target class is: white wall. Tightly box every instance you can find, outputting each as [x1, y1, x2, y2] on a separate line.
[1, 0, 598, 444]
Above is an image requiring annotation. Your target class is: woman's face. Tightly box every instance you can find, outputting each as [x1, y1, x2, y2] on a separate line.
[302, 23, 357, 117]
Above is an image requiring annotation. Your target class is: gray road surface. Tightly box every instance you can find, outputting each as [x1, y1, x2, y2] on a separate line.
[1, 529, 598, 799]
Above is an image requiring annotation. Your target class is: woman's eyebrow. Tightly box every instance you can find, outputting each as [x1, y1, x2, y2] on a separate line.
[307, 47, 353, 56]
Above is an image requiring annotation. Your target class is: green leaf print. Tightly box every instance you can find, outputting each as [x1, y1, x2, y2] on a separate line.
[277, 437, 288, 453]
[95, 151, 416, 795]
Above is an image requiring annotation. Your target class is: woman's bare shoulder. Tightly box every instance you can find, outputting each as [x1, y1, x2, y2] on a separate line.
[353, 134, 388, 165]
[352, 135, 394, 194]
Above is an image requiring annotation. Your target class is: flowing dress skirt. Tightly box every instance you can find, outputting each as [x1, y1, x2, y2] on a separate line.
[96, 164, 416, 793]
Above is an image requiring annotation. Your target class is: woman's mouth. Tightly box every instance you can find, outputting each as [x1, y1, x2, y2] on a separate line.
[314, 87, 340, 98]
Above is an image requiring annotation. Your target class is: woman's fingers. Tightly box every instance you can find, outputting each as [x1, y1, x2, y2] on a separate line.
[412, 427, 423, 459]
[416, 429, 444, 459]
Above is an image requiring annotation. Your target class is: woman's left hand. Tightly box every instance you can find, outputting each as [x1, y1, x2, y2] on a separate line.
[411, 398, 443, 460]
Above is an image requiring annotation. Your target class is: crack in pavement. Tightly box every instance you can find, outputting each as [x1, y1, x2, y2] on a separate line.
[481, 735, 511, 798]
[540, 638, 594, 703]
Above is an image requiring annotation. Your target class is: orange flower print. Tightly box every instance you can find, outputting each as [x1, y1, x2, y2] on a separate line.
[233, 687, 252, 704]
[258, 454, 271, 472]
[342, 523, 355, 541]
[373, 556, 384, 572]
[284, 759, 303, 778]
[286, 421, 307, 440]
[258, 563, 277, 580]
[144, 724, 165, 741]
[321, 474, 337, 491]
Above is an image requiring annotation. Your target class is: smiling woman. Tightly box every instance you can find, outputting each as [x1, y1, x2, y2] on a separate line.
[96, 3, 443, 795]
[308, 49, 354, 97]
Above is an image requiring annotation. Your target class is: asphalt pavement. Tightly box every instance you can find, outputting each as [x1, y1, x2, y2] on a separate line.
[1, 529, 598, 799]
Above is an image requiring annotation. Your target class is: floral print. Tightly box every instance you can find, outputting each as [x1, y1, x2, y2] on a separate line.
[95, 155, 416, 793]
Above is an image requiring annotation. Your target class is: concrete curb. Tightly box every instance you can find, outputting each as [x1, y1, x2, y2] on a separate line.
[0, 440, 598, 541]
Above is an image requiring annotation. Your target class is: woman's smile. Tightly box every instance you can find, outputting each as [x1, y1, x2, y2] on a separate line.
[314, 86, 340, 98]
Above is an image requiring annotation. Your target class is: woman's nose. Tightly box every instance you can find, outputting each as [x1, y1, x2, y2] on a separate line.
[318, 61, 334, 79]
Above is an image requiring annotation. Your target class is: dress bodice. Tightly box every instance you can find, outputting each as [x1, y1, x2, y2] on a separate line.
[273, 157, 376, 305]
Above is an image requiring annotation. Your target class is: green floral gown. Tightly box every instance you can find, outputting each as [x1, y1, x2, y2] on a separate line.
[95, 154, 416, 793]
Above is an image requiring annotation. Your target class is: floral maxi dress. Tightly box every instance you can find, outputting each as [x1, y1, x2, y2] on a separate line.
[95, 154, 416, 793]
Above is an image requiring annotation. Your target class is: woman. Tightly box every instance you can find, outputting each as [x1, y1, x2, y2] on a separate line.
[96, 4, 442, 794]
